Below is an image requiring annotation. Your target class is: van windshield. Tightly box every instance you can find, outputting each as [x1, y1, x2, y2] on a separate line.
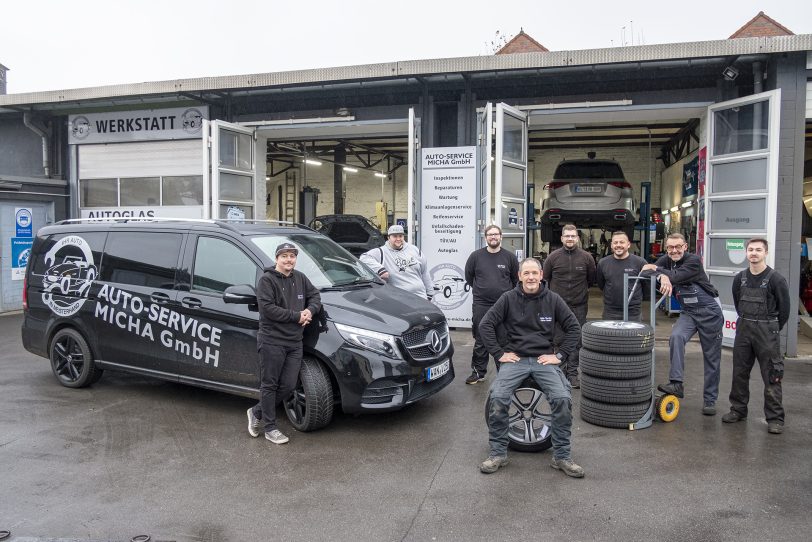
[251, 234, 377, 289]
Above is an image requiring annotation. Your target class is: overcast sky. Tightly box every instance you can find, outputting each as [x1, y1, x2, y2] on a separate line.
[1, 0, 810, 94]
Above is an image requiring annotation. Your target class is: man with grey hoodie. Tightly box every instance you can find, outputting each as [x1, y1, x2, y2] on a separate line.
[360, 224, 434, 300]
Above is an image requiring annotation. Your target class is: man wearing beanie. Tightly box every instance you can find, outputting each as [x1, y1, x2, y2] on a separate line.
[360, 224, 434, 300]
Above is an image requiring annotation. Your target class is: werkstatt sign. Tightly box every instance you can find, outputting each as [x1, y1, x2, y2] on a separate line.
[68, 106, 209, 144]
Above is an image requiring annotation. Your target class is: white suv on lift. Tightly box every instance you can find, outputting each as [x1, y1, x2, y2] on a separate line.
[539, 154, 638, 243]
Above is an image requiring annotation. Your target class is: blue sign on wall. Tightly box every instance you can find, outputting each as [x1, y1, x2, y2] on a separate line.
[11, 237, 33, 280]
[15, 207, 33, 237]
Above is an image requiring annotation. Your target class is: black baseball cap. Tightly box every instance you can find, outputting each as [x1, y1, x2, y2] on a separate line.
[275, 242, 299, 257]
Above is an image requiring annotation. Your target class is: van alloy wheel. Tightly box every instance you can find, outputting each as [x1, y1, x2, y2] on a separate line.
[49, 328, 100, 388]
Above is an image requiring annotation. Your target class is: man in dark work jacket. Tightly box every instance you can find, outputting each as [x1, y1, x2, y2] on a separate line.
[478, 258, 584, 478]
[246, 242, 321, 445]
[542, 224, 596, 388]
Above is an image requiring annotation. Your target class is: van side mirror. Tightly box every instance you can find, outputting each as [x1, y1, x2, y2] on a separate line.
[223, 284, 258, 305]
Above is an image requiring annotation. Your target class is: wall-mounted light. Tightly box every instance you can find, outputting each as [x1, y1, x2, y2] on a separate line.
[670, 206, 679, 213]
[305, 159, 322, 166]
[681, 201, 693, 208]
[343, 166, 358, 173]
[722, 66, 740, 81]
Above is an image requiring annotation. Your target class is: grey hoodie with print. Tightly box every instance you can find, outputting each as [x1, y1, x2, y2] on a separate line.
[360, 241, 434, 299]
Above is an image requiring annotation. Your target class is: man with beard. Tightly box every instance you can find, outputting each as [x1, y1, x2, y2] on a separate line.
[360, 224, 434, 300]
[596, 231, 647, 321]
[463, 224, 519, 384]
[542, 224, 596, 388]
[723, 238, 790, 434]
[642, 233, 723, 416]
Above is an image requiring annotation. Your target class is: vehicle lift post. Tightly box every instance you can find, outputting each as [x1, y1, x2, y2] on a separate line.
[622, 273, 679, 430]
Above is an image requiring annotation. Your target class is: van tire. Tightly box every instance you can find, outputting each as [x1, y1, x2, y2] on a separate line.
[580, 397, 650, 429]
[580, 374, 652, 404]
[581, 321, 654, 355]
[285, 357, 334, 432]
[49, 328, 99, 388]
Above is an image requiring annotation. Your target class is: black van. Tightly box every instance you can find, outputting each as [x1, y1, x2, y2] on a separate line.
[21, 219, 454, 431]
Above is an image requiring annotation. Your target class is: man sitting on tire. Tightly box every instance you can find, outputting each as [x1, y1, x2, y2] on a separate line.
[478, 257, 585, 478]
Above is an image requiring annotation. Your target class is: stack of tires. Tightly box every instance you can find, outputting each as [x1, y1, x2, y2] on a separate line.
[579, 321, 655, 428]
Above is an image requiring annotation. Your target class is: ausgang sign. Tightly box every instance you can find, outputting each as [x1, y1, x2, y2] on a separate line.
[68, 106, 209, 144]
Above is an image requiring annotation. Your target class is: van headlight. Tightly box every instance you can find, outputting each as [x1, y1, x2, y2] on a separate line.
[335, 323, 401, 359]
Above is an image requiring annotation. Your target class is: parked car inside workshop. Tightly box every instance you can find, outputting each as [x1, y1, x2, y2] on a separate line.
[309, 214, 386, 257]
[21, 219, 454, 432]
[539, 153, 638, 244]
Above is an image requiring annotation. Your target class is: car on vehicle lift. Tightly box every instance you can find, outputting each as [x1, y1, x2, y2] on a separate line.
[309, 214, 386, 257]
[539, 153, 638, 244]
[21, 219, 454, 433]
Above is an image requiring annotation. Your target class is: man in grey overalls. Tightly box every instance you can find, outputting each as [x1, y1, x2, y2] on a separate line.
[723, 238, 790, 434]
[642, 233, 723, 415]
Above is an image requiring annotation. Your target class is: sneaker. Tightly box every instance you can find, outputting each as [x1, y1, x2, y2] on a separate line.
[265, 429, 289, 444]
[767, 422, 784, 434]
[479, 456, 508, 474]
[551, 458, 585, 478]
[568, 374, 580, 389]
[721, 411, 746, 423]
[247, 408, 262, 437]
[465, 371, 486, 385]
[657, 381, 684, 398]
[702, 403, 716, 416]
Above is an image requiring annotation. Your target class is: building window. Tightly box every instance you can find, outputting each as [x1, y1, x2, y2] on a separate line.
[163, 176, 204, 205]
[80, 178, 118, 207]
[120, 177, 160, 206]
[80, 175, 204, 207]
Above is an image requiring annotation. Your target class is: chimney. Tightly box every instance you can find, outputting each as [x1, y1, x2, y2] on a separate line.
[0, 63, 8, 94]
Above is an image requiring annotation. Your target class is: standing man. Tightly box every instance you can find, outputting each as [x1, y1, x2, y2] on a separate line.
[642, 233, 723, 416]
[596, 231, 647, 321]
[463, 224, 519, 384]
[723, 238, 790, 434]
[478, 258, 584, 478]
[360, 224, 434, 300]
[543, 224, 596, 387]
[247, 242, 322, 445]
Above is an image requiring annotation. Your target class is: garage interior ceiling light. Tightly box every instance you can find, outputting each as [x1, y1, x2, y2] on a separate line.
[670, 206, 679, 212]
[305, 159, 323, 166]
[343, 166, 358, 173]
[374, 172, 387, 178]
[681, 201, 693, 208]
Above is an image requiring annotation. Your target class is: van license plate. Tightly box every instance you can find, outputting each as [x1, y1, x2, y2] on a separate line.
[426, 360, 450, 381]
[574, 184, 601, 193]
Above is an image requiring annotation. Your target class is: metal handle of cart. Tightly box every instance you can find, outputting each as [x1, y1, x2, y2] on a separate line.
[622, 273, 667, 430]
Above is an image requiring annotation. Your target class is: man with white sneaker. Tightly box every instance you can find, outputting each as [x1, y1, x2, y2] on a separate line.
[247, 242, 321, 445]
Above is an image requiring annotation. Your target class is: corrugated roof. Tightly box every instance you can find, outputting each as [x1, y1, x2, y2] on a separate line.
[0, 34, 810, 110]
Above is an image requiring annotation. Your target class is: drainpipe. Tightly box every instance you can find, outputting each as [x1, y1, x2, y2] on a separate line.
[23, 112, 51, 178]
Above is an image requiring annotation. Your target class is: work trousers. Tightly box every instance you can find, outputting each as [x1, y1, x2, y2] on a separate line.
[668, 304, 723, 404]
[730, 318, 784, 424]
[471, 303, 501, 376]
[553, 303, 588, 377]
[486, 358, 573, 460]
[252, 342, 303, 433]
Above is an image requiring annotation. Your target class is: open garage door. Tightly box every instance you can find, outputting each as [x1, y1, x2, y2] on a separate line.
[478, 103, 529, 256]
[209, 120, 258, 219]
[705, 90, 781, 346]
[407, 108, 421, 244]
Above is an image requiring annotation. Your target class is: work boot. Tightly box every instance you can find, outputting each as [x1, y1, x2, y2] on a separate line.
[721, 411, 746, 423]
[767, 422, 784, 434]
[702, 403, 716, 416]
[657, 381, 684, 398]
[551, 458, 585, 478]
[465, 371, 486, 385]
[568, 374, 580, 389]
[479, 456, 508, 474]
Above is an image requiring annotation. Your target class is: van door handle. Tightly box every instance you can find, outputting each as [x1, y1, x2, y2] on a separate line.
[150, 292, 170, 304]
[181, 297, 203, 308]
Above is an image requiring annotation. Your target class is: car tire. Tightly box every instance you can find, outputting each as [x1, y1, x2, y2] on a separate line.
[623, 225, 636, 243]
[581, 321, 654, 355]
[485, 385, 553, 453]
[580, 374, 652, 404]
[580, 397, 650, 429]
[49, 328, 100, 388]
[541, 223, 554, 243]
[285, 357, 334, 432]
[579, 348, 652, 380]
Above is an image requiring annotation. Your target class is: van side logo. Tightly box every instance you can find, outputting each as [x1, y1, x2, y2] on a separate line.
[40, 236, 98, 316]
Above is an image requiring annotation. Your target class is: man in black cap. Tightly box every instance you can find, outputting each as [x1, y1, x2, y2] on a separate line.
[246, 242, 321, 444]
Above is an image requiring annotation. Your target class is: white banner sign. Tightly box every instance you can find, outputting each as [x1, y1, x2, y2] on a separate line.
[420, 147, 477, 328]
[80, 206, 205, 220]
[69, 106, 209, 144]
